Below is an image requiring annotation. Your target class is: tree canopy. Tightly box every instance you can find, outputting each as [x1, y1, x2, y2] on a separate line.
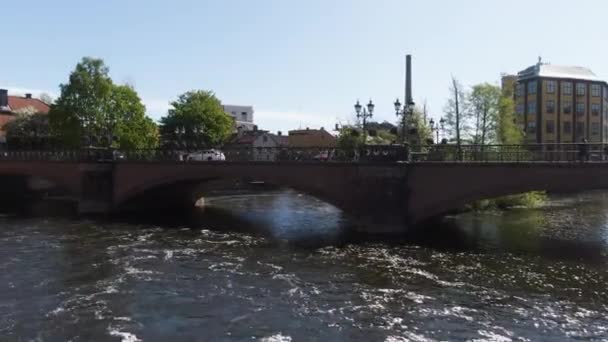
[159, 90, 233, 149]
[469, 83, 501, 145]
[49, 57, 158, 149]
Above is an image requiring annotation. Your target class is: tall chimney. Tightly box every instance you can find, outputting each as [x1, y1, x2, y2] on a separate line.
[0, 89, 7, 107]
[405, 55, 413, 105]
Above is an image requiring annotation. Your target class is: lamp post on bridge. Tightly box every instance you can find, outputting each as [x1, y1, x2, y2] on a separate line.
[394, 98, 415, 144]
[429, 117, 445, 144]
[354, 99, 374, 141]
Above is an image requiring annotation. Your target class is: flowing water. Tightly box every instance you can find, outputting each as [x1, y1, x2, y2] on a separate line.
[2, 190, 608, 341]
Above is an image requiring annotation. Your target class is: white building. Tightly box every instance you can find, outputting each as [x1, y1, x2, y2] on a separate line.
[223, 104, 253, 123]
[223, 104, 256, 132]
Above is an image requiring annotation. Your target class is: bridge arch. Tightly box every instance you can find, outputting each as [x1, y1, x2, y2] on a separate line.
[112, 162, 406, 221]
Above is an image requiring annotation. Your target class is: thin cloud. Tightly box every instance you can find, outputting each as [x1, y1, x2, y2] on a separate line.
[0, 86, 57, 98]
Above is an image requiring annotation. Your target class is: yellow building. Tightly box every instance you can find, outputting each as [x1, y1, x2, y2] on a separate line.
[509, 60, 608, 143]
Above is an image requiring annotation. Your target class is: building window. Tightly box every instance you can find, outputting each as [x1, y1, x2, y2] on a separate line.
[528, 101, 537, 115]
[527, 121, 536, 134]
[546, 120, 555, 134]
[592, 84, 601, 97]
[516, 104, 524, 115]
[546, 81, 556, 94]
[231, 111, 237, 116]
[576, 122, 585, 137]
[515, 84, 524, 97]
[576, 102, 585, 116]
[546, 100, 555, 114]
[592, 122, 600, 135]
[528, 81, 537, 94]
[563, 101, 572, 114]
[526, 121, 536, 134]
[576, 83, 586, 96]
[592, 103, 601, 116]
[263, 135, 268, 142]
[241, 112, 248, 118]
[563, 121, 572, 134]
[563, 82, 572, 95]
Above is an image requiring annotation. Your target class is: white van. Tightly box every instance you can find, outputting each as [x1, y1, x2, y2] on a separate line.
[184, 149, 226, 162]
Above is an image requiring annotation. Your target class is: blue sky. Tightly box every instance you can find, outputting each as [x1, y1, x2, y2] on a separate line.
[2, 0, 607, 133]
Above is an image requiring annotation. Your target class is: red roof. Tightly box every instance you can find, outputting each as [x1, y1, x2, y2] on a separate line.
[5, 96, 50, 114]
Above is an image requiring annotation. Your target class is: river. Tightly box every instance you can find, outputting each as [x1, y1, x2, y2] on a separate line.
[1, 190, 608, 341]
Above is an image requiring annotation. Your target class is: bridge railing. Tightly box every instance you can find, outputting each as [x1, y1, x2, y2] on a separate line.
[0, 143, 606, 163]
[410, 143, 608, 162]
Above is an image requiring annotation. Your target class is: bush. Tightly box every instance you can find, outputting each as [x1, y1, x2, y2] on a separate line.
[469, 191, 547, 211]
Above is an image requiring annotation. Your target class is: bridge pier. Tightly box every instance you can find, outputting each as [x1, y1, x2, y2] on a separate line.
[77, 164, 114, 215]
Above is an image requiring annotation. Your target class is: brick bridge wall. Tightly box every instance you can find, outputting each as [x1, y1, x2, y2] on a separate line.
[405, 162, 608, 224]
[112, 162, 407, 223]
[0, 161, 83, 197]
[1, 161, 608, 231]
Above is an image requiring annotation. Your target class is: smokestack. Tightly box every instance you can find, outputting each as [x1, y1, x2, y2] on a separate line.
[405, 55, 412, 105]
[0, 89, 7, 107]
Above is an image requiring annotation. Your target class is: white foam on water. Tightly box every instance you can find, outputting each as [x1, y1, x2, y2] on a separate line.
[49, 307, 65, 315]
[164, 250, 174, 260]
[108, 328, 141, 342]
[260, 333, 292, 342]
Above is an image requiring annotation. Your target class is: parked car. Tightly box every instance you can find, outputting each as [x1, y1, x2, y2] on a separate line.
[312, 150, 331, 161]
[184, 149, 226, 161]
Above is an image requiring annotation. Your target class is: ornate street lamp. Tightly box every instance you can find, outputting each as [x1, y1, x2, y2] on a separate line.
[429, 117, 446, 143]
[394, 97, 415, 144]
[354, 99, 374, 138]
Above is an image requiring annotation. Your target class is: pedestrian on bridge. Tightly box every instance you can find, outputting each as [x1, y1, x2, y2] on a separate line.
[578, 139, 589, 162]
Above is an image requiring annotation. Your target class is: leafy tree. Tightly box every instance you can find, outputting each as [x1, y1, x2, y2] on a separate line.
[496, 77, 524, 145]
[159, 90, 233, 149]
[443, 77, 472, 145]
[408, 106, 433, 145]
[470, 83, 501, 145]
[49, 57, 158, 149]
[111, 85, 159, 149]
[337, 126, 364, 149]
[50, 57, 113, 147]
[5, 111, 50, 149]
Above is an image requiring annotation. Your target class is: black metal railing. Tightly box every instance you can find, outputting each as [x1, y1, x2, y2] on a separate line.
[409, 143, 608, 162]
[0, 143, 606, 163]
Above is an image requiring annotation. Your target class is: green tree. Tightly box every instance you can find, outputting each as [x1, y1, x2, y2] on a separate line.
[159, 90, 233, 149]
[49, 57, 158, 149]
[408, 106, 433, 145]
[5, 111, 50, 149]
[111, 85, 159, 149]
[443, 77, 472, 145]
[496, 78, 524, 145]
[470, 83, 501, 145]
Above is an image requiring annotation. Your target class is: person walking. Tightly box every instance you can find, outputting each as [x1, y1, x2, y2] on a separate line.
[578, 138, 589, 162]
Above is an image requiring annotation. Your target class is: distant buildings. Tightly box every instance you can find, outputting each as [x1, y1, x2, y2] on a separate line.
[0, 89, 50, 143]
[505, 59, 608, 144]
[287, 128, 337, 148]
[222, 104, 256, 132]
[224, 129, 288, 161]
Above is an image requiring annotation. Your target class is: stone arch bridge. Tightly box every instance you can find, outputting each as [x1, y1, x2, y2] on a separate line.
[1, 159, 608, 232]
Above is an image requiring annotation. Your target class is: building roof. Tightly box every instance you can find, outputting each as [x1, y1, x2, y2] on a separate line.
[288, 128, 337, 148]
[518, 63, 603, 82]
[1, 96, 50, 114]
